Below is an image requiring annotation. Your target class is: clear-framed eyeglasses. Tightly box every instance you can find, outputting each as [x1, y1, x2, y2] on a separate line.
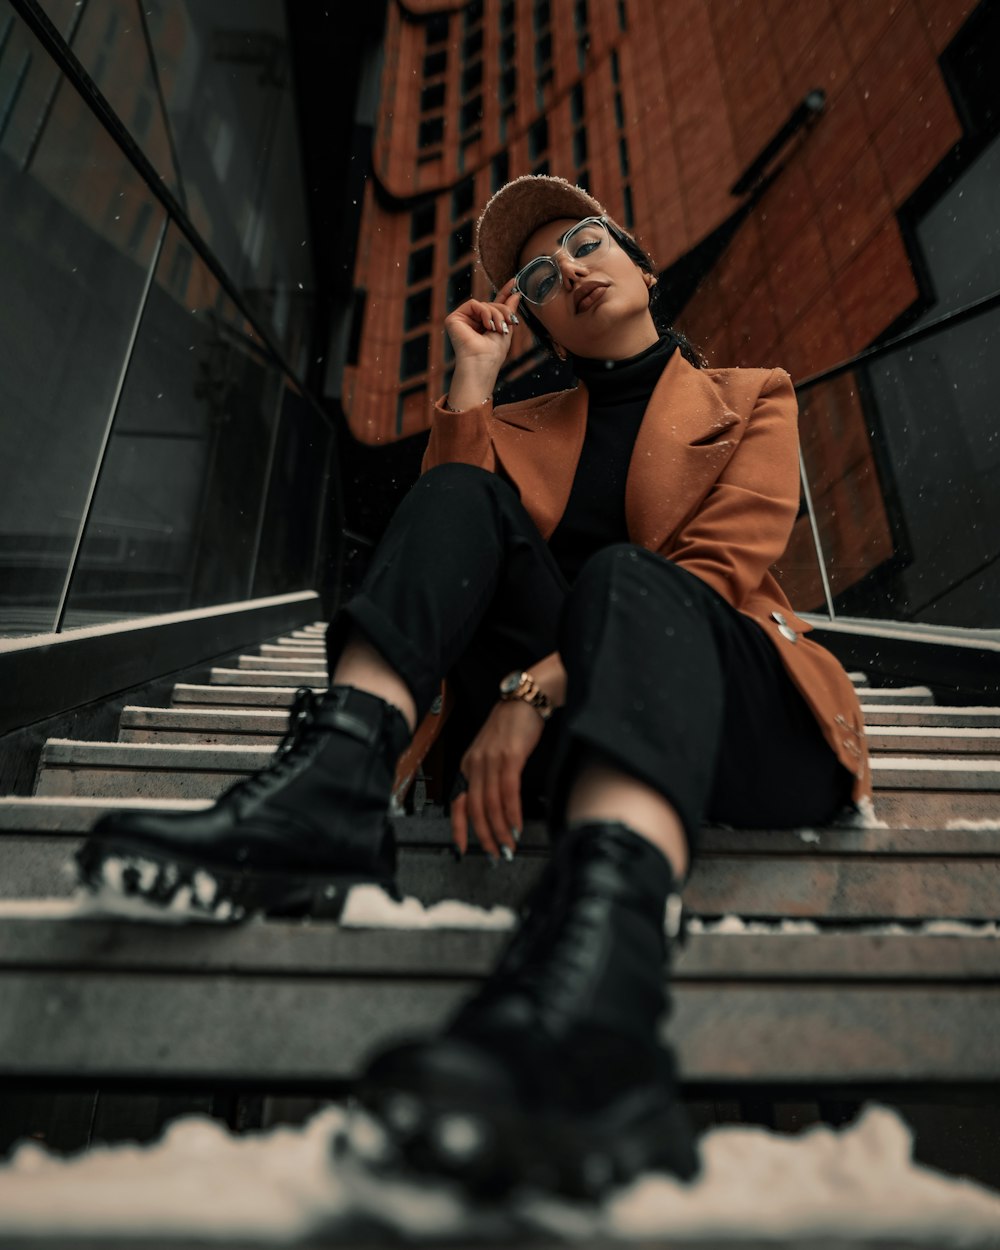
[512, 216, 612, 306]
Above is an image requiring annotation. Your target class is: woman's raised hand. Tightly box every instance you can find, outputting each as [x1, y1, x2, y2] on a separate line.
[444, 277, 522, 382]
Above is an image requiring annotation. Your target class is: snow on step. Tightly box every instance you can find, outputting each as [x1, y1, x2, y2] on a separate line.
[0, 1100, 998, 1246]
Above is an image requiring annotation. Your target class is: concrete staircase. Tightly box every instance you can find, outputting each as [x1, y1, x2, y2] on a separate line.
[1, 622, 999, 1238]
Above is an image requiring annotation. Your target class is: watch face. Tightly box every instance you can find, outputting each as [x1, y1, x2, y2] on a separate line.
[500, 671, 523, 695]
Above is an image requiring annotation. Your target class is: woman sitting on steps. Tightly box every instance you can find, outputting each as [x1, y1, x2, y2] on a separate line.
[77, 174, 871, 1200]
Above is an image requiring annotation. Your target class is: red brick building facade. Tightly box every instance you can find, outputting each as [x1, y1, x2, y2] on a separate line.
[341, 0, 979, 605]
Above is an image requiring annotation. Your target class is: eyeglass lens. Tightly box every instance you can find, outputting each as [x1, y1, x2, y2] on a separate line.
[518, 220, 609, 304]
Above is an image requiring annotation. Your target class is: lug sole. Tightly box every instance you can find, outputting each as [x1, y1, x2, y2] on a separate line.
[352, 1073, 701, 1201]
[74, 835, 399, 924]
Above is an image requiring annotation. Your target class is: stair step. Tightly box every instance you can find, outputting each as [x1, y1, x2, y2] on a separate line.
[172, 684, 318, 708]
[858, 688, 935, 703]
[3, 835, 998, 921]
[258, 643, 326, 656]
[862, 707, 1000, 727]
[865, 728, 1000, 754]
[0, 921, 994, 1081]
[32, 740, 1000, 802]
[3, 797, 1000, 850]
[208, 668, 325, 687]
[237, 656, 327, 671]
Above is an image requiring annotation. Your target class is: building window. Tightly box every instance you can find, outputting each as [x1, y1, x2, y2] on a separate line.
[347, 288, 366, 366]
[534, 0, 551, 31]
[396, 384, 427, 436]
[411, 201, 436, 241]
[400, 334, 429, 380]
[419, 116, 444, 148]
[461, 96, 483, 132]
[577, 35, 589, 70]
[618, 136, 629, 177]
[463, 29, 483, 59]
[570, 82, 584, 123]
[500, 67, 517, 104]
[448, 264, 473, 307]
[452, 177, 475, 220]
[464, 0, 484, 29]
[532, 159, 550, 175]
[423, 49, 447, 77]
[491, 150, 509, 191]
[128, 201, 154, 252]
[574, 0, 588, 30]
[408, 245, 434, 285]
[573, 127, 587, 168]
[614, 90, 624, 128]
[535, 32, 552, 71]
[404, 288, 432, 331]
[617, 0, 627, 30]
[501, 1, 516, 30]
[421, 83, 446, 112]
[501, 32, 516, 64]
[450, 220, 473, 263]
[462, 62, 483, 94]
[528, 116, 549, 160]
[611, 48, 620, 84]
[623, 184, 634, 229]
[577, 168, 590, 191]
[426, 14, 449, 45]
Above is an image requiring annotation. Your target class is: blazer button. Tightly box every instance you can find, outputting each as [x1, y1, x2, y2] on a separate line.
[771, 610, 797, 643]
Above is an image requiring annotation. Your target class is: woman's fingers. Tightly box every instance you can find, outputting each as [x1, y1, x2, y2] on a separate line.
[499, 755, 524, 848]
[464, 761, 502, 862]
[450, 792, 469, 856]
[482, 761, 516, 861]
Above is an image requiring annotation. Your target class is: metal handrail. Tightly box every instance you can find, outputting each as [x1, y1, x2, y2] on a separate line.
[793, 287, 1000, 393]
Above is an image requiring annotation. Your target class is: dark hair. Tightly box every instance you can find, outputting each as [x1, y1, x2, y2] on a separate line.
[516, 219, 705, 369]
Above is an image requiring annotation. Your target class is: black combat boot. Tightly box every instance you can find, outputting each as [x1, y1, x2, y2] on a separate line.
[75, 685, 411, 921]
[352, 821, 701, 1200]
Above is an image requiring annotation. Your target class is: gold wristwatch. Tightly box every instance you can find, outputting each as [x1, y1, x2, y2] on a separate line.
[499, 670, 553, 721]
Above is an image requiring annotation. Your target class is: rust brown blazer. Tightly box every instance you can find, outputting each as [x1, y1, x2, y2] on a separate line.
[414, 346, 871, 810]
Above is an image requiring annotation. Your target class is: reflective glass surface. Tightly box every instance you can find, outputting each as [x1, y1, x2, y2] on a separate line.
[62, 225, 283, 625]
[150, 0, 314, 374]
[0, 0, 166, 637]
[251, 385, 333, 598]
[800, 307, 1000, 627]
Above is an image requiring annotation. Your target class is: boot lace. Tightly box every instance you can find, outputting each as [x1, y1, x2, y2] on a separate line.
[224, 686, 324, 806]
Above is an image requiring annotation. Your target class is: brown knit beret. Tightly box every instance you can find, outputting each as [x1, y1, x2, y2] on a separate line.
[475, 174, 613, 291]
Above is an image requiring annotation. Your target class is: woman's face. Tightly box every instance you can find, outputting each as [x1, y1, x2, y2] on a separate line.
[515, 216, 657, 359]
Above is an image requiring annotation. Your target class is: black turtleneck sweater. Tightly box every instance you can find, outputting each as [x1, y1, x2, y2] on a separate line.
[546, 334, 677, 584]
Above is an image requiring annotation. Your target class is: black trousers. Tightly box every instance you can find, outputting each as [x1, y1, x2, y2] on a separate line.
[326, 463, 855, 866]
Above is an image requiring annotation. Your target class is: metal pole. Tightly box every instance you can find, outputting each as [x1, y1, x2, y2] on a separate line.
[52, 215, 168, 632]
[798, 447, 836, 619]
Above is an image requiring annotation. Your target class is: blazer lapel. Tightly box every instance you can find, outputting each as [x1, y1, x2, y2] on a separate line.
[625, 350, 743, 552]
[490, 385, 588, 540]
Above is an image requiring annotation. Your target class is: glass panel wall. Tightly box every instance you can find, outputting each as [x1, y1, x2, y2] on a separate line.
[798, 303, 999, 628]
[0, 0, 338, 640]
[62, 227, 283, 625]
[0, 0, 166, 637]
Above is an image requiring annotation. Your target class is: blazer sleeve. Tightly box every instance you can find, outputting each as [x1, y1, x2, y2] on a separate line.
[664, 367, 800, 609]
[420, 394, 497, 476]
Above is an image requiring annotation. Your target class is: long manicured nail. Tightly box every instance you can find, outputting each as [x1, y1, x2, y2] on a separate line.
[501, 322, 509, 335]
[511, 314, 520, 325]
[511, 826, 522, 842]
[500, 845, 514, 862]
[488, 854, 500, 868]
